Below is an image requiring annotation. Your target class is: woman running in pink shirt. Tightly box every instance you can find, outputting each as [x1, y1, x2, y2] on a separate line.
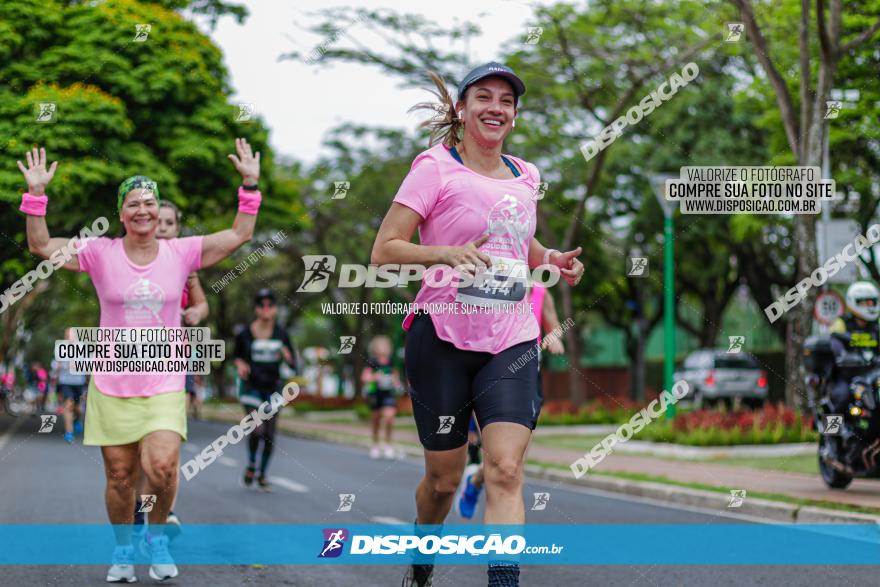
[372, 63, 583, 587]
[18, 138, 263, 583]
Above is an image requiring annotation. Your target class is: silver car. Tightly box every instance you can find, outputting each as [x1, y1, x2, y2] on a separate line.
[674, 349, 769, 408]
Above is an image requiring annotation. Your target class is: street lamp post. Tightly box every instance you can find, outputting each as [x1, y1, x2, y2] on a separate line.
[652, 174, 678, 418]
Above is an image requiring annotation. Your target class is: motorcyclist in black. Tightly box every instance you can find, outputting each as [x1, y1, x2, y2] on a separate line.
[828, 281, 880, 413]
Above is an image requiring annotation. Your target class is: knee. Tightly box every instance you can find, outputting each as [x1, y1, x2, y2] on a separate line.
[105, 463, 137, 491]
[144, 457, 178, 488]
[425, 468, 463, 497]
[484, 456, 524, 492]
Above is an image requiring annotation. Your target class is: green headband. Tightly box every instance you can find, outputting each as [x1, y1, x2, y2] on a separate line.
[117, 175, 160, 211]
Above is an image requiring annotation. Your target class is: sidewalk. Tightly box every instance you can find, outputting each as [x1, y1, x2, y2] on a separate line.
[200, 404, 880, 513]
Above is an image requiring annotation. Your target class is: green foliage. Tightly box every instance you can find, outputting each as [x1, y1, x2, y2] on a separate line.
[0, 0, 274, 298]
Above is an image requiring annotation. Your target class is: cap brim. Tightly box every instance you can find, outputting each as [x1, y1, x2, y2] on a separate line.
[460, 72, 526, 99]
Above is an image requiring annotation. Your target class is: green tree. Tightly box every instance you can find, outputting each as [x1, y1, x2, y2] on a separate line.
[0, 0, 270, 369]
[729, 0, 880, 406]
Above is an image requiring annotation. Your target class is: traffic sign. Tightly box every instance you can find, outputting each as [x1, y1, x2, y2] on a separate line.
[814, 290, 845, 326]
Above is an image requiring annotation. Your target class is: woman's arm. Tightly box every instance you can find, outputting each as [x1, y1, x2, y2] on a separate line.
[371, 203, 492, 270]
[18, 147, 81, 270]
[182, 272, 209, 326]
[527, 238, 584, 287]
[201, 138, 261, 269]
[361, 367, 376, 385]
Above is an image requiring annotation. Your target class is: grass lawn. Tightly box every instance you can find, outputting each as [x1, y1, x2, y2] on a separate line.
[705, 454, 818, 475]
[532, 434, 819, 475]
[531, 434, 608, 451]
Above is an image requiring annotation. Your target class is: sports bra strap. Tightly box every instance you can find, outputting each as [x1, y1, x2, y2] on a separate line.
[448, 146, 521, 177]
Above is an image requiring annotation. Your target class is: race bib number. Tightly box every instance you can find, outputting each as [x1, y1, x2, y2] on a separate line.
[455, 256, 528, 308]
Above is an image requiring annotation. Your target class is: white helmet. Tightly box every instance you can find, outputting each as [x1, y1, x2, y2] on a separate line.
[846, 281, 880, 321]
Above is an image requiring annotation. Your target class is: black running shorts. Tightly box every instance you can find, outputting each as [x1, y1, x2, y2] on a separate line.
[405, 313, 542, 451]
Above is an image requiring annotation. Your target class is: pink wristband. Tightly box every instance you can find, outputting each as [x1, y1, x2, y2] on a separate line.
[543, 248, 560, 266]
[20, 193, 48, 216]
[238, 187, 262, 214]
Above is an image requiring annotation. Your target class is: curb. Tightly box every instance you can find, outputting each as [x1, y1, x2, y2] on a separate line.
[199, 410, 880, 525]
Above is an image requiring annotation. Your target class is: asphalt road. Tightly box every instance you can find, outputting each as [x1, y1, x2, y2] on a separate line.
[0, 413, 875, 586]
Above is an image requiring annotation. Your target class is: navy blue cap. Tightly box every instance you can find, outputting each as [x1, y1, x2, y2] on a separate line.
[254, 288, 276, 304]
[457, 62, 526, 102]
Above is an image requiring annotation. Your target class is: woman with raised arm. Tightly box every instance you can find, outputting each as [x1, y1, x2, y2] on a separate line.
[18, 138, 262, 584]
[371, 63, 583, 587]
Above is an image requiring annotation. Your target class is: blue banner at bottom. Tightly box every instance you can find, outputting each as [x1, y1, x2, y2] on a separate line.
[0, 524, 878, 564]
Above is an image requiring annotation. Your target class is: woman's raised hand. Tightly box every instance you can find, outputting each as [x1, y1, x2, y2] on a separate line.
[16, 147, 58, 196]
[227, 138, 260, 185]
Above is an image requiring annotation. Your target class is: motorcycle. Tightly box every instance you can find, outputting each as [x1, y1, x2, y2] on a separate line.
[804, 333, 880, 489]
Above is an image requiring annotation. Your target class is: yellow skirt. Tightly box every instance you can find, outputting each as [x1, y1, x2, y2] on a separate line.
[83, 379, 187, 446]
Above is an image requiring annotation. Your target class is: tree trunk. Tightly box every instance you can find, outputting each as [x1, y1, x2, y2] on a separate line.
[785, 52, 837, 409]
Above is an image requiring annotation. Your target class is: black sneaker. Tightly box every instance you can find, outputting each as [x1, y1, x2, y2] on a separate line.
[402, 564, 433, 587]
[242, 465, 256, 487]
[257, 475, 271, 492]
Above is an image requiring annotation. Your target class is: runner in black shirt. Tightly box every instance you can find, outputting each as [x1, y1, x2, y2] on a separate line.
[234, 289, 296, 490]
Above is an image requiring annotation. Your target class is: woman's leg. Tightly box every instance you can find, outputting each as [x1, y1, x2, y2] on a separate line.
[370, 407, 381, 445]
[479, 422, 531, 524]
[139, 430, 182, 536]
[382, 405, 396, 444]
[415, 445, 468, 523]
[62, 396, 75, 434]
[100, 442, 140, 544]
[258, 413, 278, 478]
[242, 405, 260, 467]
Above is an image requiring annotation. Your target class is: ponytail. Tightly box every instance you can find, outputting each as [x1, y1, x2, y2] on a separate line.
[408, 71, 464, 148]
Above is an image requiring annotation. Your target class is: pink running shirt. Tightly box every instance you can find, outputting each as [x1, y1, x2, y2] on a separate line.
[76, 236, 203, 397]
[394, 144, 540, 353]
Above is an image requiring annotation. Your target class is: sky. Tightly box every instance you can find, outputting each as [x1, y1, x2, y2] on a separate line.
[199, 0, 549, 165]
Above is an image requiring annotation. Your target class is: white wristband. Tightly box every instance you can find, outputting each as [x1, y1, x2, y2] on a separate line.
[543, 248, 560, 266]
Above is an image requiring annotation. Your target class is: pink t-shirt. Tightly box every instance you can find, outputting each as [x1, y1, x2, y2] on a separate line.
[394, 144, 540, 353]
[76, 236, 204, 397]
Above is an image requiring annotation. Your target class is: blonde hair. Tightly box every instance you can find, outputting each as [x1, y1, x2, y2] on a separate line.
[409, 71, 464, 148]
[368, 335, 392, 357]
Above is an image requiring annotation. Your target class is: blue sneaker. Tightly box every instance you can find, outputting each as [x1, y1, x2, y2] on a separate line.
[454, 464, 483, 519]
[64, 431, 74, 444]
[73, 420, 83, 435]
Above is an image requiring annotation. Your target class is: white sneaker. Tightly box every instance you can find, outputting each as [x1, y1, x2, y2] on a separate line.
[382, 444, 396, 460]
[106, 545, 136, 583]
[369, 445, 381, 459]
[147, 534, 178, 581]
[165, 512, 182, 541]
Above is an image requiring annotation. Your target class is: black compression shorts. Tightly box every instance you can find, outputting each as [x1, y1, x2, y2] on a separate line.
[404, 313, 542, 451]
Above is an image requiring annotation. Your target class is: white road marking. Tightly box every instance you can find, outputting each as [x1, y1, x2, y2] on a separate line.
[371, 516, 408, 525]
[0, 418, 23, 452]
[218, 456, 237, 467]
[271, 476, 309, 493]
